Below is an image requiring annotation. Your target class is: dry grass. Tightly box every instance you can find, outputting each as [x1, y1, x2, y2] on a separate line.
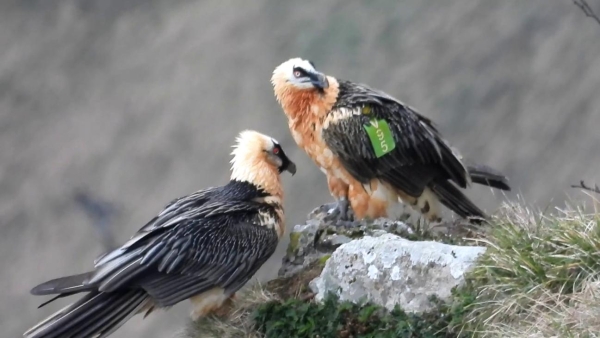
[175, 283, 275, 338]
[463, 199, 600, 338]
[487, 278, 600, 338]
[175, 261, 325, 338]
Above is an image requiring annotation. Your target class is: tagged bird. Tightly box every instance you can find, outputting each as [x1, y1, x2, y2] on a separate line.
[271, 58, 510, 225]
[24, 130, 296, 338]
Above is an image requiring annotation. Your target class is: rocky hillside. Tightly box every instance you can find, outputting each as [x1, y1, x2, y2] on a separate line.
[3, 1, 600, 338]
[180, 202, 600, 338]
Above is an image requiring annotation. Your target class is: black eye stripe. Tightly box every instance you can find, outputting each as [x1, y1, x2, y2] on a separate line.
[292, 67, 308, 77]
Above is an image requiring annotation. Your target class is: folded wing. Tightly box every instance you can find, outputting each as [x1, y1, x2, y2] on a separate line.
[322, 81, 469, 198]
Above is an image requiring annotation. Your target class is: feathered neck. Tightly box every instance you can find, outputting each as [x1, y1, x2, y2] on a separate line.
[272, 76, 340, 122]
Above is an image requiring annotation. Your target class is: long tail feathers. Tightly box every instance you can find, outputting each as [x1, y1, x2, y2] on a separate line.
[31, 272, 95, 296]
[429, 180, 487, 223]
[24, 290, 150, 338]
[467, 164, 511, 191]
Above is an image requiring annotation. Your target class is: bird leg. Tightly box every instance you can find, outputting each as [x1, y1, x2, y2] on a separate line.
[322, 197, 355, 227]
[189, 288, 231, 321]
[323, 174, 355, 226]
[211, 295, 236, 318]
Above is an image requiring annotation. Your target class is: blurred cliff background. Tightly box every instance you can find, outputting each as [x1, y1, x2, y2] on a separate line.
[2, 0, 600, 337]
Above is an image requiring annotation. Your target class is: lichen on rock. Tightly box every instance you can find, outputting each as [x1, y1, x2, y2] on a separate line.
[278, 205, 416, 278]
[309, 233, 486, 313]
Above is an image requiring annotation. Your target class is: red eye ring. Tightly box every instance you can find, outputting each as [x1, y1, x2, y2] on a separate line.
[293, 70, 302, 78]
[273, 147, 280, 155]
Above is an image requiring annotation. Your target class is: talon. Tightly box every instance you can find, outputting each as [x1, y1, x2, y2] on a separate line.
[322, 199, 354, 225]
[323, 202, 341, 217]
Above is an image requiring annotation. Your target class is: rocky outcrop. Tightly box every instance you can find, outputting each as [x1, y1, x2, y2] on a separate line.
[182, 204, 490, 337]
[278, 205, 414, 278]
[309, 234, 486, 313]
[279, 205, 486, 313]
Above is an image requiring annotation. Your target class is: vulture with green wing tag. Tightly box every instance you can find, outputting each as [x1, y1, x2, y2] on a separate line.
[272, 57, 510, 224]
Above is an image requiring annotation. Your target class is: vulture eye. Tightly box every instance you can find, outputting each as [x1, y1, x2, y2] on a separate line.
[273, 147, 280, 155]
[292, 67, 306, 78]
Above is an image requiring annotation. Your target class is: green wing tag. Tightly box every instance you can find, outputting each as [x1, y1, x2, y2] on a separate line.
[364, 119, 396, 158]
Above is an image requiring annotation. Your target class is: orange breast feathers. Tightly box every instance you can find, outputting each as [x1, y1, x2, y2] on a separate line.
[275, 76, 349, 180]
[289, 115, 357, 202]
[274, 75, 397, 220]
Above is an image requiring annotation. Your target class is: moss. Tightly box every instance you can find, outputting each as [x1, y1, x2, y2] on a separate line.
[253, 288, 476, 338]
[321, 226, 364, 240]
[318, 254, 331, 266]
[325, 228, 337, 235]
[287, 232, 302, 255]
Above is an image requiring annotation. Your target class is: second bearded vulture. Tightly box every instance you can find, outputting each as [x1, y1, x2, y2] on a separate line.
[24, 130, 296, 338]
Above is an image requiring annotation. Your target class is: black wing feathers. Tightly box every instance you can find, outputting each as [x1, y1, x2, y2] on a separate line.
[25, 290, 149, 338]
[31, 272, 94, 296]
[140, 215, 278, 307]
[29, 180, 279, 310]
[466, 164, 511, 191]
[323, 80, 468, 197]
[429, 180, 486, 221]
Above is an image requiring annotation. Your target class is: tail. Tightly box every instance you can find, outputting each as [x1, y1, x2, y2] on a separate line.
[24, 289, 150, 338]
[429, 180, 487, 223]
[467, 164, 511, 191]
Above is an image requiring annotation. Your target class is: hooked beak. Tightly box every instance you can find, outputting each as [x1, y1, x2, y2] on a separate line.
[307, 71, 329, 90]
[279, 157, 297, 176]
[284, 160, 297, 176]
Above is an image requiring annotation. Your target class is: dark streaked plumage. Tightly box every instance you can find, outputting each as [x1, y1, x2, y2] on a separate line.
[25, 130, 296, 338]
[322, 80, 503, 220]
[466, 164, 511, 191]
[325, 80, 469, 197]
[272, 57, 510, 223]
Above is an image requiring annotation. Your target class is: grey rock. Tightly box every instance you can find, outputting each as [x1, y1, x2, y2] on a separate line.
[278, 205, 415, 278]
[369, 230, 389, 238]
[310, 234, 486, 313]
[278, 222, 323, 278]
[323, 234, 352, 247]
[371, 218, 414, 235]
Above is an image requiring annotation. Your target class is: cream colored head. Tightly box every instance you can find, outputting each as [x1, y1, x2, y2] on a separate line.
[271, 58, 339, 120]
[271, 58, 329, 90]
[230, 130, 296, 197]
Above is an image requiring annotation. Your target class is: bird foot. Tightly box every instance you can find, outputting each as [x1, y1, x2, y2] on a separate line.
[322, 199, 355, 226]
